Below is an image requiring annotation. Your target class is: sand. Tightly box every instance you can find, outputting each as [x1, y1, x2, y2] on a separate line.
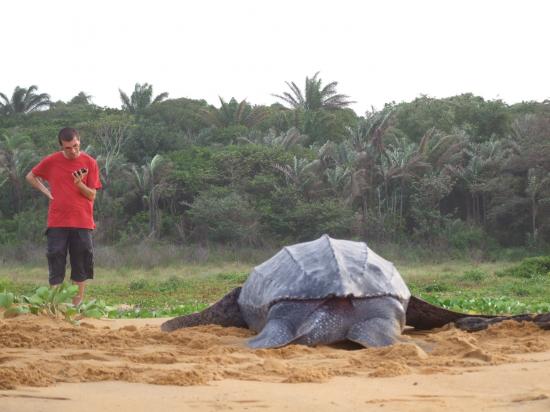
[1, 315, 550, 411]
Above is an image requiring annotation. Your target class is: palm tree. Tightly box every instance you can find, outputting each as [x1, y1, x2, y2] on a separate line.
[119, 83, 168, 114]
[0, 85, 51, 115]
[200, 97, 268, 128]
[69, 91, 93, 105]
[378, 134, 432, 219]
[130, 154, 173, 238]
[0, 133, 36, 212]
[90, 123, 131, 189]
[345, 111, 393, 215]
[325, 165, 352, 197]
[273, 72, 354, 111]
[507, 114, 550, 241]
[526, 168, 550, 244]
[273, 156, 316, 198]
[238, 127, 307, 149]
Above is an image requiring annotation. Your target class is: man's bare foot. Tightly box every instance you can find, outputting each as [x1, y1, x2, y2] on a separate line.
[72, 281, 86, 306]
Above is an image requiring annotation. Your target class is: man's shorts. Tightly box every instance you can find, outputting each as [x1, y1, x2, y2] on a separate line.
[46, 228, 94, 285]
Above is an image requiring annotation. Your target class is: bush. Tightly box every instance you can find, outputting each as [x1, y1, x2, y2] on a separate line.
[187, 187, 260, 244]
[281, 199, 355, 242]
[361, 210, 406, 243]
[0, 210, 46, 245]
[496, 256, 550, 279]
[0, 221, 17, 244]
[460, 269, 487, 282]
[120, 211, 149, 241]
[443, 220, 491, 251]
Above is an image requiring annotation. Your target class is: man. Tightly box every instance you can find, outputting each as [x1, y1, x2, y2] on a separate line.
[26, 127, 102, 305]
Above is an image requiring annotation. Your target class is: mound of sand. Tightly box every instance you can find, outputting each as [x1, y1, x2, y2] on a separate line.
[1, 314, 549, 390]
[1, 315, 550, 411]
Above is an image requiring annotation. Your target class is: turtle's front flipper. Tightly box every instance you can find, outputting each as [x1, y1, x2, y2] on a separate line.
[455, 314, 534, 331]
[406, 295, 543, 331]
[161, 287, 246, 332]
[458, 313, 550, 331]
[405, 295, 495, 330]
[535, 313, 550, 330]
[347, 317, 402, 347]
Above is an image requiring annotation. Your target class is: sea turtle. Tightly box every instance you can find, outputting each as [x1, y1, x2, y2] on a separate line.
[161, 235, 550, 348]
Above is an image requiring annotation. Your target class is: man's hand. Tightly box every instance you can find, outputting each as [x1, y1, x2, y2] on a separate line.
[26, 171, 53, 200]
[72, 168, 88, 185]
[72, 168, 96, 201]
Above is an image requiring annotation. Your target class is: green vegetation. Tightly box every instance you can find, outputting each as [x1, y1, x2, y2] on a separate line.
[1, 257, 548, 320]
[0, 270, 248, 320]
[406, 257, 550, 314]
[495, 256, 550, 279]
[1, 77, 550, 252]
[0, 282, 110, 320]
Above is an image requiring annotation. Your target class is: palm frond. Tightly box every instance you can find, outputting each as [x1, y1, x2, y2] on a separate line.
[119, 89, 133, 112]
[152, 92, 169, 104]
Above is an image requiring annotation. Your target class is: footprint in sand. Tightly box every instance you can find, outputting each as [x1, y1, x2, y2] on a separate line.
[62, 352, 110, 361]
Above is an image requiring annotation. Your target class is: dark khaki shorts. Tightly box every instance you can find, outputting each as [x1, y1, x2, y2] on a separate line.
[46, 228, 94, 285]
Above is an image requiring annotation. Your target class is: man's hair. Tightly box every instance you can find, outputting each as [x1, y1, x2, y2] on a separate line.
[58, 127, 80, 145]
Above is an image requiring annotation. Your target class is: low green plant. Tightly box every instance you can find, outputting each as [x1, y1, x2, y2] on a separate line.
[0, 283, 114, 321]
[0, 278, 14, 292]
[109, 301, 208, 319]
[23, 284, 79, 318]
[508, 284, 531, 297]
[0, 291, 25, 317]
[215, 272, 248, 283]
[157, 276, 189, 292]
[129, 279, 151, 291]
[422, 282, 451, 293]
[78, 299, 113, 319]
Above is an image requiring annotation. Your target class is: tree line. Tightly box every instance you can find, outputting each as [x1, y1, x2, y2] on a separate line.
[1, 75, 549, 251]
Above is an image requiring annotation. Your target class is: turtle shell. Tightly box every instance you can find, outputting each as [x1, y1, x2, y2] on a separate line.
[238, 235, 411, 329]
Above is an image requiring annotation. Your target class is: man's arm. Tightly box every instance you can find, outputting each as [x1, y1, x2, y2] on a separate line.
[75, 181, 96, 201]
[72, 170, 96, 201]
[26, 171, 54, 200]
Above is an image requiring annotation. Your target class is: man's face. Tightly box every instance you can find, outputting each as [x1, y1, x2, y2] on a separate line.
[60, 136, 81, 159]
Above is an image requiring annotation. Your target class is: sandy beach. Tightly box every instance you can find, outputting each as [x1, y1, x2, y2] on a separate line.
[1, 315, 549, 411]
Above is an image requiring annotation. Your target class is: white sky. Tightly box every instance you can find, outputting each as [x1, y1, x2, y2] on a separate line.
[2, 0, 549, 115]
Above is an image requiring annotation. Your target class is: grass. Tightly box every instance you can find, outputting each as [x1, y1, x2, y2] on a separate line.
[0, 264, 250, 319]
[1, 250, 549, 319]
[404, 259, 550, 314]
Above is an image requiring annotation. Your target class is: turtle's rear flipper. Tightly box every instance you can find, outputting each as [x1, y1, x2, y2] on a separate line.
[248, 319, 296, 348]
[347, 317, 401, 347]
[247, 301, 320, 348]
[161, 287, 246, 332]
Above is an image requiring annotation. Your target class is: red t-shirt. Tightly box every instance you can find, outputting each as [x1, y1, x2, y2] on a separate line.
[32, 151, 102, 229]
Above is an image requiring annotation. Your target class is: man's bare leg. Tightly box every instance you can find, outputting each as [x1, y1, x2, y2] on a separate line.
[72, 281, 86, 305]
